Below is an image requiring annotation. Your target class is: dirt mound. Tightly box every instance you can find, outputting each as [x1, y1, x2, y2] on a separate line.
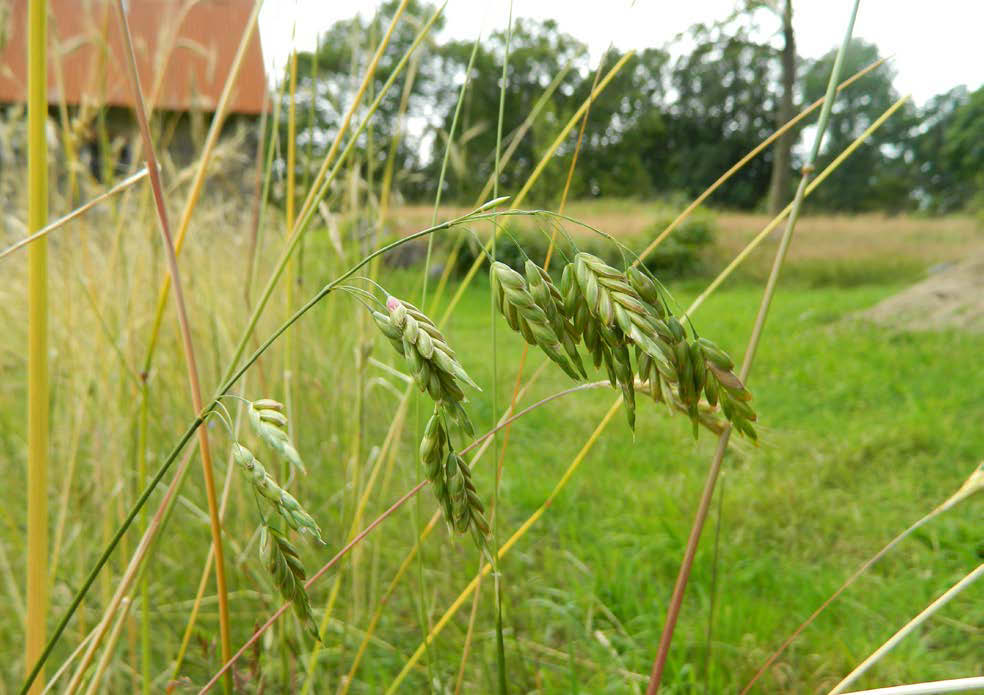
[859, 254, 984, 332]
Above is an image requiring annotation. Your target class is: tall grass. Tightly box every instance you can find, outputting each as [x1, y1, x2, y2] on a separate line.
[25, 1, 49, 694]
[5, 2, 973, 694]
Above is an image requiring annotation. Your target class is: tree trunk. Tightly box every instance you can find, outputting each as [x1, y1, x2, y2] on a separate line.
[767, 0, 795, 214]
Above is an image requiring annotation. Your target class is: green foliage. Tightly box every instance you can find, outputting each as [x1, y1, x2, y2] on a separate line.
[273, 6, 984, 214]
[446, 206, 716, 280]
[802, 39, 918, 212]
[638, 208, 717, 276]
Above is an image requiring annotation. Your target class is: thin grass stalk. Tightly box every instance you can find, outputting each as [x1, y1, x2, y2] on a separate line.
[41, 624, 98, 695]
[439, 51, 634, 327]
[166, 269, 265, 687]
[147, 393, 248, 693]
[136, 376, 151, 695]
[684, 94, 911, 320]
[139, 0, 262, 375]
[284, 41, 299, 488]
[490, 7, 513, 691]
[382, 400, 625, 694]
[99, 5, 233, 691]
[244, 86, 271, 305]
[25, 1, 49, 693]
[0, 168, 150, 262]
[246, 70, 288, 306]
[702, 473, 725, 693]
[837, 678, 984, 695]
[453, 557, 485, 695]
[644, 5, 861, 692]
[828, 563, 984, 695]
[20, 202, 511, 695]
[630, 56, 888, 267]
[83, 597, 132, 695]
[379, 54, 420, 226]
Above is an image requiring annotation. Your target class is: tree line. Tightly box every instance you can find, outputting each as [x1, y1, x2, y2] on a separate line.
[279, 0, 984, 214]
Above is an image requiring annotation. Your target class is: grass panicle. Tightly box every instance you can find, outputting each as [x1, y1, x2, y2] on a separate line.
[247, 398, 305, 474]
[232, 444, 325, 545]
[260, 525, 320, 641]
[420, 408, 491, 550]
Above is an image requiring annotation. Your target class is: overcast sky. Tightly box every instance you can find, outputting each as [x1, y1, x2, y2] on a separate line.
[259, 1, 981, 107]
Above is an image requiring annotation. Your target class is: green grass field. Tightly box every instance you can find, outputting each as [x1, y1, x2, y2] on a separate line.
[2, 207, 983, 693]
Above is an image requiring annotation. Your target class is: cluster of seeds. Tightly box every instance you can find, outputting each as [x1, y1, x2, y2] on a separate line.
[495, 251, 757, 439]
[232, 444, 325, 543]
[420, 409, 491, 548]
[247, 398, 305, 473]
[372, 296, 478, 435]
[225, 398, 325, 642]
[490, 261, 583, 380]
[260, 525, 320, 640]
[371, 296, 489, 549]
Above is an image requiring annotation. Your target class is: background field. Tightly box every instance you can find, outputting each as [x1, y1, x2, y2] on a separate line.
[3, 199, 982, 692]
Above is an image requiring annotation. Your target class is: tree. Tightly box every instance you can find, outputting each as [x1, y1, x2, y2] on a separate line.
[802, 39, 917, 212]
[938, 85, 984, 211]
[663, 22, 780, 208]
[766, 0, 796, 214]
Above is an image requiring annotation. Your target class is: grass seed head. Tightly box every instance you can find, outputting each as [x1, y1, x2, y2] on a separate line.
[232, 444, 325, 544]
[260, 525, 320, 641]
[247, 399, 305, 474]
[491, 261, 581, 380]
[377, 296, 480, 434]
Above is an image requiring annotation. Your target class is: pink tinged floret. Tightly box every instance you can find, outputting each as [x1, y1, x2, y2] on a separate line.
[386, 296, 401, 311]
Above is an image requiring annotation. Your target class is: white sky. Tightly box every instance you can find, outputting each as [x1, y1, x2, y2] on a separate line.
[259, 0, 982, 106]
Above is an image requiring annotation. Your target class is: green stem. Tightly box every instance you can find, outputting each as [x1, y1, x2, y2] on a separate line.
[18, 200, 512, 695]
[644, 2, 862, 692]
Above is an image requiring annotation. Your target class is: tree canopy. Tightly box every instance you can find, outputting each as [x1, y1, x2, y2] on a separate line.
[276, 2, 984, 214]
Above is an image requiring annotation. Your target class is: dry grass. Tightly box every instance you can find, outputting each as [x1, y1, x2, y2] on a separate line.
[391, 203, 983, 281]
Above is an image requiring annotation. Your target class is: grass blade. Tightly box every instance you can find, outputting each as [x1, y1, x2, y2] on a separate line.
[644, 3, 863, 692]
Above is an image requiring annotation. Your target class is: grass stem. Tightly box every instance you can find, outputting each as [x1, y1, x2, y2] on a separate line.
[25, 1, 49, 692]
[644, 3, 862, 692]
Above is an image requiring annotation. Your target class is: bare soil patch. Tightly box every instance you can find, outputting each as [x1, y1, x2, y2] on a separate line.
[858, 254, 984, 332]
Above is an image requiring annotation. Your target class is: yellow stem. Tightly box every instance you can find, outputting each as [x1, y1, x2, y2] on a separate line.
[439, 50, 635, 327]
[684, 95, 911, 319]
[384, 399, 623, 694]
[26, 1, 49, 693]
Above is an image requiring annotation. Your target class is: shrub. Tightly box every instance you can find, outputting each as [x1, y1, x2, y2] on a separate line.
[445, 206, 718, 280]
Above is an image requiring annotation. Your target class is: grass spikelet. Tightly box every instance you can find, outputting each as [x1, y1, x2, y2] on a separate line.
[491, 261, 581, 380]
[247, 398, 305, 473]
[697, 338, 758, 441]
[420, 409, 490, 550]
[260, 525, 320, 641]
[525, 260, 586, 378]
[232, 444, 325, 544]
[445, 451, 491, 546]
[379, 296, 478, 435]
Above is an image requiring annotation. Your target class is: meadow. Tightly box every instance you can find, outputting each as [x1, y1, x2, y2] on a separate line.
[3, 197, 982, 692]
[5, 2, 984, 692]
